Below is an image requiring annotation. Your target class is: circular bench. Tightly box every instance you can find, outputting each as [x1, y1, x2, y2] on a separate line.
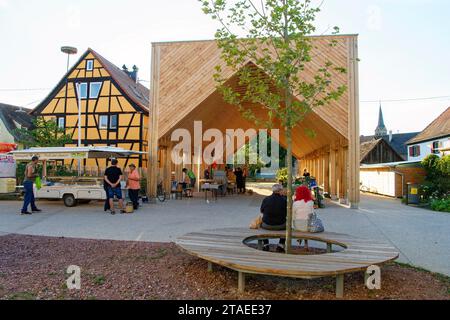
[176, 228, 399, 298]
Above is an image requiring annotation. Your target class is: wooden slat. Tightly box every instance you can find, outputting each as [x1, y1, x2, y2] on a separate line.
[176, 228, 399, 278]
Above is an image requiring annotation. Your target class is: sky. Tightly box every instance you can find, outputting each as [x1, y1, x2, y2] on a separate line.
[0, 0, 449, 136]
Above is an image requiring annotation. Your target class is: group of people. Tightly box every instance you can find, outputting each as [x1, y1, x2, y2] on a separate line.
[225, 166, 247, 194]
[103, 159, 141, 215]
[258, 183, 320, 252]
[20, 157, 141, 215]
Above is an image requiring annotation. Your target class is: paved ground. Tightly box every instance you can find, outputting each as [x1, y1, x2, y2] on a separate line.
[0, 187, 449, 276]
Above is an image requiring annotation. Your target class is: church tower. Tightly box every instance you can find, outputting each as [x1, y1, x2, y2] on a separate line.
[375, 105, 388, 138]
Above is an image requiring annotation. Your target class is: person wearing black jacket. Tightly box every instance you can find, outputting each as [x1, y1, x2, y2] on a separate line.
[260, 184, 287, 252]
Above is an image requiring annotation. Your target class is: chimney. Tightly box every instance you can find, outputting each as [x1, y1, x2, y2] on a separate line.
[389, 130, 393, 143]
[130, 65, 139, 83]
[122, 64, 138, 83]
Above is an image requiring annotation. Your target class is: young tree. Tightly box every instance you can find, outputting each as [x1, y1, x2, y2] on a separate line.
[200, 0, 347, 252]
[14, 117, 73, 148]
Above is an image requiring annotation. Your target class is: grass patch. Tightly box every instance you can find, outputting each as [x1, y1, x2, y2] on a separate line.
[135, 248, 168, 262]
[92, 275, 106, 286]
[7, 291, 37, 300]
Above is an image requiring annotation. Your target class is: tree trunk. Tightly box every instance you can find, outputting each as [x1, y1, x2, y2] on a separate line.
[285, 126, 293, 254]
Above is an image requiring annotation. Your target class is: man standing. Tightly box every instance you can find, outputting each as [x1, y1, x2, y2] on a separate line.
[234, 167, 244, 194]
[126, 164, 140, 210]
[104, 159, 125, 215]
[260, 184, 287, 252]
[21, 156, 42, 215]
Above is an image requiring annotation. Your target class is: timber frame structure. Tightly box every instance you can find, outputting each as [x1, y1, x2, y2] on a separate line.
[31, 48, 149, 169]
[148, 35, 360, 208]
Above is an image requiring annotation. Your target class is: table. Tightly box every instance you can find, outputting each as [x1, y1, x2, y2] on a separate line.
[201, 183, 222, 202]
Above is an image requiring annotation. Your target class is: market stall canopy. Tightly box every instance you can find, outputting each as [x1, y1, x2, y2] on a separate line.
[9, 147, 145, 161]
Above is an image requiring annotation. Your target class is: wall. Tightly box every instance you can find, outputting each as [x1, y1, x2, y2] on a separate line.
[360, 165, 426, 198]
[407, 137, 450, 161]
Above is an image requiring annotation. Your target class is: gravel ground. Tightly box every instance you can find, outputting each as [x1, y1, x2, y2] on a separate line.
[0, 234, 448, 300]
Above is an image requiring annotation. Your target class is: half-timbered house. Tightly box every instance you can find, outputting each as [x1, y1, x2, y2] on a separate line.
[31, 48, 149, 169]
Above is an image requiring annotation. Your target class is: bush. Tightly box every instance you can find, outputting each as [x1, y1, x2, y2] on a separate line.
[276, 168, 288, 186]
[437, 155, 450, 176]
[421, 154, 450, 200]
[430, 197, 450, 213]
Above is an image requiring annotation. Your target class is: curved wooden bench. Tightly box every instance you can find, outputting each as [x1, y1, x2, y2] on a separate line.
[176, 228, 399, 298]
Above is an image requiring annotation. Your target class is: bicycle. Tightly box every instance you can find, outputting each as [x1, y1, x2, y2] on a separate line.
[157, 182, 167, 202]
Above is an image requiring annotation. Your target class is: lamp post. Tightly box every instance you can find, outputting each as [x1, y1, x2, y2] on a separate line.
[61, 46, 81, 173]
[61, 46, 78, 72]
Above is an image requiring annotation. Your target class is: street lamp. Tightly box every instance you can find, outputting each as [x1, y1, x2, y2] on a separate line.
[61, 46, 82, 173]
[61, 46, 78, 72]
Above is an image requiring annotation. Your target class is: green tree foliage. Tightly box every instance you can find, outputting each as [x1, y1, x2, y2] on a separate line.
[276, 167, 288, 186]
[14, 117, 73, 148]
[200, 0, 346, 252]
[235, 134, 296, 177]
[421, 154, 450, 201]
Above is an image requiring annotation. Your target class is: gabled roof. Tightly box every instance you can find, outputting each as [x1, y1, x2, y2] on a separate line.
[32, 48, 149, 115]
[0, 103, 34, 140]
[407, 107, 450, 145]
[360, 138, 382, 161]
[154, 35, 355, 158]
[360, 132, 419, 160]
[89, 49, 149, 112]
[360, 138, 404, 163]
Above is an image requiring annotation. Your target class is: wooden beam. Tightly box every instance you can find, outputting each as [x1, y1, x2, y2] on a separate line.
[336, 274, 344, 298]
[324, 151, 330, 194]
[238, 271, 246, 293]
[347, 36, 360, 208]
[162, 141, 172, 193]
[148, 43, 161, 200]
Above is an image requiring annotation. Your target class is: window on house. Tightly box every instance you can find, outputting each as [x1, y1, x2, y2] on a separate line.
[77, 83, 88, 99]
[99, 115, 108, 129]
[89, 82, 102, 99]
[409, 145, 421, 157]
[432, 141, 442, 154]
[86, 60, 94, 71]
[110, 114, 118, 130]
[57, 117, 65, 129]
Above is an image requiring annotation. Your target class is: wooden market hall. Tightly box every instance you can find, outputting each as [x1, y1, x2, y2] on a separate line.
[147, 34, 361, 208]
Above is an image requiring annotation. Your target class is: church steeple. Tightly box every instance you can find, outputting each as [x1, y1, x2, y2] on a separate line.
[375, 104, 387, 138]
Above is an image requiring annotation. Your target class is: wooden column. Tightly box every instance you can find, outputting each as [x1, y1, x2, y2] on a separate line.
[340, 146, 347, 200]
[324, 150, 330, 194]
[342, 146, 348, 203]
[318, 153, 324, 186]
[163, 141, 172, 193]
[329, 145, 337, 200]
[347, 36, 361, 209]
[336, 145, 343, 200]
[148, 43, 161, 200]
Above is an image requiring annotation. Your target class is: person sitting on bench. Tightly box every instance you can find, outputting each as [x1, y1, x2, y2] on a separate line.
[260, 184, 287, 252]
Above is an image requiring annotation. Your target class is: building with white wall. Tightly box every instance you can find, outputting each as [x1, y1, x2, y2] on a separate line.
[406, 107, 450, 162]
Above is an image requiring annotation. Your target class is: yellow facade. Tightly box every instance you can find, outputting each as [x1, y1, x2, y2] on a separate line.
[32, 50, 149, 170]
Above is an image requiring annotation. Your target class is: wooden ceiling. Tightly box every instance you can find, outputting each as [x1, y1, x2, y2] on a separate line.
[155, 35, 354, 158]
